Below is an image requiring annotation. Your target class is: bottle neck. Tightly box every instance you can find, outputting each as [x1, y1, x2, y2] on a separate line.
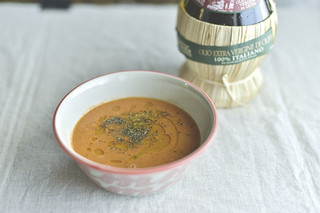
[184, 0, 272, 26]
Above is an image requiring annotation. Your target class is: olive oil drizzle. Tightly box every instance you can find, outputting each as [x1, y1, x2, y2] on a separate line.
[101, 110, 169, 146]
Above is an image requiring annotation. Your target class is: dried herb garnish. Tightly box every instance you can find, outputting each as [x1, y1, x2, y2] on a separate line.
[101, 110, 167, 145]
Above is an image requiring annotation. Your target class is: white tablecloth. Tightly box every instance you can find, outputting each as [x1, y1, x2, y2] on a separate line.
[0, 3, 319, 212]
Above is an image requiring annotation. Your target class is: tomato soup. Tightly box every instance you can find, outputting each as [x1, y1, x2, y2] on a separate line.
[72, 97, 200, 168]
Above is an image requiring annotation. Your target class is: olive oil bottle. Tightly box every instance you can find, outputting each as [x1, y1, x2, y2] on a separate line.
[177, 0, 278, 108]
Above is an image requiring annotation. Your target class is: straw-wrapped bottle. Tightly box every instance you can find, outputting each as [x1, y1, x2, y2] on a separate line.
[176, 0, 278, 108]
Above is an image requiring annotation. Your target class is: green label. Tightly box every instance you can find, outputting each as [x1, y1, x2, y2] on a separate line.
[177, 28, 274, 65]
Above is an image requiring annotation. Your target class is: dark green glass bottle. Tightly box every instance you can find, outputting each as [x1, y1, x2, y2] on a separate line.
[184, 0, 272, 26]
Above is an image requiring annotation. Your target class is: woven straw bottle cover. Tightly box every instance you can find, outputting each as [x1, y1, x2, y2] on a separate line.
[176, 0, 278, 108]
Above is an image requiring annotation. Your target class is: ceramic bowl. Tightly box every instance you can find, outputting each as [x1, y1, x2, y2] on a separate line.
[53, 71, 218, 196]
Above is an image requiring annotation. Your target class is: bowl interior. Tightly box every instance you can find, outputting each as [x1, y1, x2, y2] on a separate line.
[54, 71, 216, 163]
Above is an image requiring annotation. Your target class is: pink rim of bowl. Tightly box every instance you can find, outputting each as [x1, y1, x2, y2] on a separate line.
[53, 70, 218, 175]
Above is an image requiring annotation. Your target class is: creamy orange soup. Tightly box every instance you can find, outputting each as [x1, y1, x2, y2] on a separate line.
[72, 97, 200, 168]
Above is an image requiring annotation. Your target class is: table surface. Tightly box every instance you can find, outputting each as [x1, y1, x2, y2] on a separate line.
[0, 2, 319, 213]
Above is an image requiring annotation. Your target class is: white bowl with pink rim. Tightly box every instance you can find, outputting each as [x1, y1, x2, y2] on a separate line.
[53, 70, 218, 196]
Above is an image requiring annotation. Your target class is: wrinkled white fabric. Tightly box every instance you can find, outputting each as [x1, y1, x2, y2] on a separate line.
[0, 3, 319, 213]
